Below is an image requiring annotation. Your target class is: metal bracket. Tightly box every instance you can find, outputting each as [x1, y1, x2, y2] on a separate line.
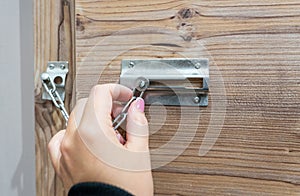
[120, 59, 209, 106]
[42, 61, 69, 101]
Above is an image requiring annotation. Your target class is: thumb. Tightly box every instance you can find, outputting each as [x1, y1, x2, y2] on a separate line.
[48, 129, 66, 173]
[125, 98, 149, 151]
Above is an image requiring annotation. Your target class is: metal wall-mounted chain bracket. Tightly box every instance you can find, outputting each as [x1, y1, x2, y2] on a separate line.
[41, 61, 69, 101]
[40, 61, 69, 124]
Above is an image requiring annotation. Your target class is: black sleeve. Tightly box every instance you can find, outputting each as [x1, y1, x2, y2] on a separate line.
[68, 182, 134, 196]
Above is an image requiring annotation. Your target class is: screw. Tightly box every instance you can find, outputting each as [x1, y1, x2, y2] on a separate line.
[193, 96, 200, 103]
[49, 64, 55, 70]
[60, 64, 66, 70]
[139, 80, 146, 88]
[128, 62, 135, 68]
[195, 63, 201, 69]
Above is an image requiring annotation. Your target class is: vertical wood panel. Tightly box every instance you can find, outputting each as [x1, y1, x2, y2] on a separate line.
[34, 0, 75, 195]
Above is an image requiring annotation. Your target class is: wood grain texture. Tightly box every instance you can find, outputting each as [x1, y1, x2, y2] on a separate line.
[34, 0, 75, 195]
[75, 0, 300, 195]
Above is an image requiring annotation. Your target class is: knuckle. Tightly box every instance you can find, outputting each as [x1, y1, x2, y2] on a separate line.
[60, 138, 71, 155]
[91, 84, 105, 93]
[91, 84, 115, 95]
[91, 85, 105, 97]
[90, 85, 101, 96]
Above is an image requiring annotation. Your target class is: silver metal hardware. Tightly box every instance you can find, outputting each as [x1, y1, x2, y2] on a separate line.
[120, 59, 209, 106]
[41, 61, 69, 125]
[195, 63, 201, 69]
[113, 78, 149, 131]
[42, 61, 69, 101]
[128, 61, 135, 68]
[193, 96, 200, 103]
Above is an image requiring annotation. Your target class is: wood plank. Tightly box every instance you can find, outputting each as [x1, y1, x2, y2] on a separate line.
[153, 172, 300, 195]
[34, 0, 75, 195]
[75, 0, 300, 195]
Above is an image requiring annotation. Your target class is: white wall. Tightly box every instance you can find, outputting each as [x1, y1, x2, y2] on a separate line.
[0, 0, 35, 195]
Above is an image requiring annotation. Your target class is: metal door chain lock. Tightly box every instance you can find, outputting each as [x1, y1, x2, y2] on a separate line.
[41, 59, 209, 129]
[40, 62, 149, 130]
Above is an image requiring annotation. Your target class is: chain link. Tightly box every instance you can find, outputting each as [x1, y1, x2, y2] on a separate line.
[112, 79, 148, 130]
[41, 73, 69, 125]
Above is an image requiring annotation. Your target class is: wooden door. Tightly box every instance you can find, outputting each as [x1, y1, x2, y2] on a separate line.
[35, 0, 300, 195]
[35, 0, 75, 195]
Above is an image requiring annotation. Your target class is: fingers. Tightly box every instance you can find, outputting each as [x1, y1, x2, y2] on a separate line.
[67, 84, 135, 149]
[48, 129, 66, 173]
[92, 84, 132, 117]
[110, 101, 127, 144]
[112, 102, 125, 118]
[125, 98, 149, 151]
[79, 84, 132, 142]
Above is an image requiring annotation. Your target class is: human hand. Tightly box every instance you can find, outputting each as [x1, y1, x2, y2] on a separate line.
[48, 84, 153, 195]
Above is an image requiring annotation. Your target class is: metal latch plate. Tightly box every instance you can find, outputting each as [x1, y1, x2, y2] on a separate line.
[42, 61, 69, 101]
[120, 59, 209, 106]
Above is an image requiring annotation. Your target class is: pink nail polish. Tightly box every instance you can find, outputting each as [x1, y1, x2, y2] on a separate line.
[135, 97, 145, 112]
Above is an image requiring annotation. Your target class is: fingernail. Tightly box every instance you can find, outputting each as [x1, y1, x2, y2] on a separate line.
[135, 97, 145, 112]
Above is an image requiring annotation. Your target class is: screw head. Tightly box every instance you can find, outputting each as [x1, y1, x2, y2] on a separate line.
[193, 96, 200, 103]
[60, 64, 66, 70]
[135, 77, 149, 91]
[195, 63, 201, 69]
[128, 62, 135, 68]
[139, 80, 146, 88]
[49, 64, 55, 70]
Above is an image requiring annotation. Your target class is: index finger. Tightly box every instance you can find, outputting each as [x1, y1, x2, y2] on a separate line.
[73, 84, 131, 149]
[92, 84, 132, 115]
[79, 84, 132, 139]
